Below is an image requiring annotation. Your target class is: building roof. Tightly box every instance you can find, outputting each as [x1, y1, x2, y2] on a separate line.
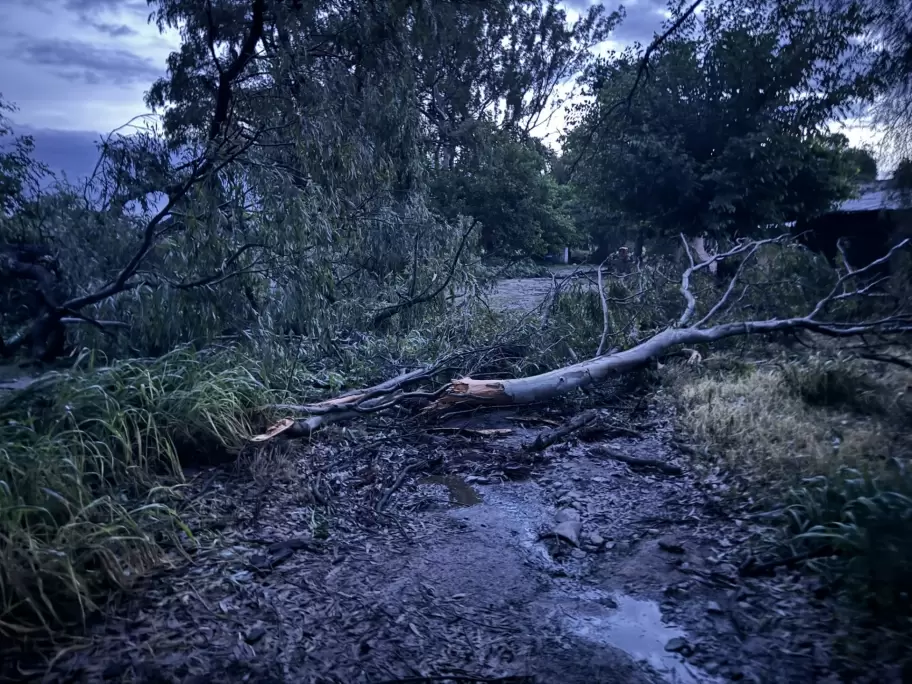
[835, 181, 912, 214]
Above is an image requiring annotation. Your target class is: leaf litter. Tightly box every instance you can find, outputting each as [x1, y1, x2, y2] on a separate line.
[7, 401, 907, 684]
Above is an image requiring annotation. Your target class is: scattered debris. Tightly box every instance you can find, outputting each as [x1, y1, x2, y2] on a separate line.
[665, 637, 689, 652]
[555, 508, 580, 523]
[658, 538, 686, 554]
[549, 520, 583, 546]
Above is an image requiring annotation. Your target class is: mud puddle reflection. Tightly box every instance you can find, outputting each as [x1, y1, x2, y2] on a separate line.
[445, 478, 720, 683]
[554, 590, 719, 684]
[418, 475, 484, 506]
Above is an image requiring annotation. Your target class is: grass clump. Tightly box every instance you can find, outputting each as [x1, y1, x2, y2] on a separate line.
[779, 352, 890, 415]
[0, 347, 287, 638]
[787, 467, 912, 614]
[666, 347, 912, 624]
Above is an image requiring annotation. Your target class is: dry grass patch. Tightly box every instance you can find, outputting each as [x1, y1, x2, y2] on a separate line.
[669, 356, 906, 491]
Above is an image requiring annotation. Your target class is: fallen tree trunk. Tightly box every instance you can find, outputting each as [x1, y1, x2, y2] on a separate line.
[252, 236, 912, 442]
[431, 317, 885, 409]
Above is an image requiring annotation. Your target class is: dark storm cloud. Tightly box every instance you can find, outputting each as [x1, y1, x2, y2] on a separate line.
[561, 0, 670, 46]
[12, 126, 104, 182]
[611, 0, 669, 44]
[55, 0, 148, 15]
[15, 38, 163, 86]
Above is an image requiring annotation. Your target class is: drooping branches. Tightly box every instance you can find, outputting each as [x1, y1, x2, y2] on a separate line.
[1, 0, 268, 360]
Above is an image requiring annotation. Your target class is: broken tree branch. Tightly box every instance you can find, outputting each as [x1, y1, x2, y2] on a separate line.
[590, 445, 683, 475]
[254, 237, 912, 442]
[528, 409, 598, 451]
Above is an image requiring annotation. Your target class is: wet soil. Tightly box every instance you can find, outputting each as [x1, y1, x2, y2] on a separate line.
[13, 398, 895, 684]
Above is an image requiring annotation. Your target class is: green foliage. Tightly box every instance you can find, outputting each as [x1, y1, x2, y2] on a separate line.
[566, 0, 876, 249]
[669, 345, 912, 633]
[845, 147, 879, 182]
[891, 158, 912, 189]
[864, 0, 912, 159]
[431, 130, 577, 257]
[0, 347, 286, 635]
[0, 287, 621, 638]
[0, 99, 46, 218]
[787, 467, 912, 615]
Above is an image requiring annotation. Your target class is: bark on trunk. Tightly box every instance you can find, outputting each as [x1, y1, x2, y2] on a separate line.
[430, 317, 842, 409]
[690, 236, 718, 275]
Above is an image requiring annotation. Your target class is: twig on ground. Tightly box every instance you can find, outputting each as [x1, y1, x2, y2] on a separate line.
[579, 423, 643, 441]
[528, 410, 598, 451]
[376, 458, 430, 514]
[738, 546, 835, 577]
[376, 676, 535, 684]
[589, 445, 683, 475]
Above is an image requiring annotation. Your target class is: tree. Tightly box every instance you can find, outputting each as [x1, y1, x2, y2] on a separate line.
[0, 0, 615, 361]
[430, 128, 576, 257]
[565, 0, 877, 256]
[860, 0, 912, 161]
[845, 146, 879, 182]
[0, 98, 46, 217]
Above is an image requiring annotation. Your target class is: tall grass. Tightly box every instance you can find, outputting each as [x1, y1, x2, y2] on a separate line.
[0, 347, 282, 637]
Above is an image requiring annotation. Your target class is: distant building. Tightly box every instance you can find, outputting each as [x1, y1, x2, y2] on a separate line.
[795, 181, 912, 269]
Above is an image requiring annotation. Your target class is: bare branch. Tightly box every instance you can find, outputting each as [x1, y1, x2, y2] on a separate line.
[679, 234, 787, 327]
[596, 262, 611, 356]
[695, 243, 762, 327]
[677, 233, 698, 326]
[809, 238, 911, 319]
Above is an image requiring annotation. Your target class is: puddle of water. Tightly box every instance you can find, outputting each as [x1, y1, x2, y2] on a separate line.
[436, 479, 718, 683]
[418, 475, 483, 507]
[559, 591, 716, 684]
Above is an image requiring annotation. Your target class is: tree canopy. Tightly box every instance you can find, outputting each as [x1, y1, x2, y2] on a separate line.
[565, 0, 878, 252]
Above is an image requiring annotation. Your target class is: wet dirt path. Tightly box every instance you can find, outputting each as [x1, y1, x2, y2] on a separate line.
[37, 401, 853, 684]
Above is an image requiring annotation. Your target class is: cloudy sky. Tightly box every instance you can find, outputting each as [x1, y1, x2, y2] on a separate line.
[0, 0, 178, 179]
[0, 0, 879, 181]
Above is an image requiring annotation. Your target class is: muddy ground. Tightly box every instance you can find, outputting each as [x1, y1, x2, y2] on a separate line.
[6, 392, 902, 684]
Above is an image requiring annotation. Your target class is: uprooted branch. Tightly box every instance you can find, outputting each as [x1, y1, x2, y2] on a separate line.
[254, 236, 912, 441]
